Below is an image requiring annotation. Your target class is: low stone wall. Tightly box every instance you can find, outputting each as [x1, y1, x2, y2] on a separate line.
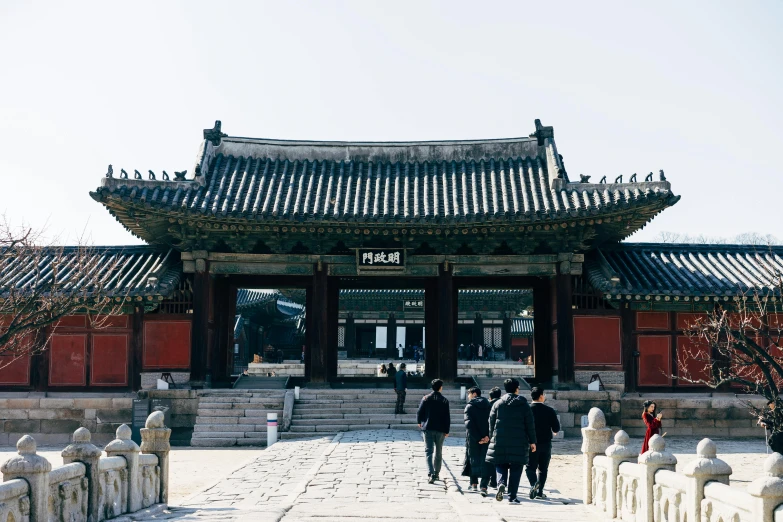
[140, 372, 191, 390]
[459, 362, 534, 378]
[620, 395, 768, 439]
[137, 390, 200, 446]
[0, 394, 134, 447]
[248, 362, 304, 376]
[0, 413, 170, 522]
[582, 407, 783, 522]
[575, 370, 625, 391]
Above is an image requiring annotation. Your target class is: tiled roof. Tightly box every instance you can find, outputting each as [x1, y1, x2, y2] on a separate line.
[587, 243, 783, 299]
[92, 120, 678, 241]
[236, 289, 279, 310]
[512, 317, 535, 335]
[0, 246, 180, 300]
[338, 289, 530, 299]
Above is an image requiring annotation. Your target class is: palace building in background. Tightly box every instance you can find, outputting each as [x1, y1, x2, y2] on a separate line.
[2, 120, 781, 393]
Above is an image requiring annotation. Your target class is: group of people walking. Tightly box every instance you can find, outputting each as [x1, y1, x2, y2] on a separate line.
[414, 378, 560, 504]
[458, 343, 494, 361]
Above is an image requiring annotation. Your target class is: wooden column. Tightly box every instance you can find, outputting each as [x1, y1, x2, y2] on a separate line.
[326, 275, 339, 380]
[345, 314, 356, 358]
[210, 277, 231, 387]
[502, 315, 512, 359]
[131, 305, 144, 391]
[309, 262, 330, 383]
[533, 279, 553, 384]
[32, 328, 49, 392]
[190, 267, 212, 386]
[387, 313, 397, 359]
[621, 304, 636, 393]
[424, 277, 439, 379]
[437, 263, 457, 382]
[555, 273, 575, 383]
[472, 313, 483, 348]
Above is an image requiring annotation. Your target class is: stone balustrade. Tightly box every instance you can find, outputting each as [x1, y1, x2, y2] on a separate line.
[0, 411, 170, 522]
[582, 406, 783, 522]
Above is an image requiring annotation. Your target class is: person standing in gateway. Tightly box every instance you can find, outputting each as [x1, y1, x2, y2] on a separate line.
[417, 379, 451, 483]
[527, 386, 560, 499]
[394, 363, 407, 414]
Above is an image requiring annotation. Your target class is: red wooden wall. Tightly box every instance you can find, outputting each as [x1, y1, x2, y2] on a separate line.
[573, 315, 622, 366]
[143, 318, 191, 369]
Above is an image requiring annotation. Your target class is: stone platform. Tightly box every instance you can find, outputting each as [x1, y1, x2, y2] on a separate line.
[247, 360, 533, 378]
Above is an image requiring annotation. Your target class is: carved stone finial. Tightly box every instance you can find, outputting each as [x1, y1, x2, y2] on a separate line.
[599, 176, 606, 184]
[614, 175, 623, 184]
[579, 174, 591, 183]
[697, 438, 717, 458]
[134, 170, 142, 180]
[148, 170, 156, 180]
[162, 171, 170, 181]
[174, 170, 188, 181]
[659, 169, 666, 181]
[116, 424, 132, 441]
[629, 173, 637, 183]
[146, 411, 165, 429]
[106, 164, 113, 178]
[587, 407, 607, 429]
[72, 427, 91, 443]
[17, 435, 36, 455]
[120, 169, 128, 179]
[204, 120, 227, 146]
[649, 434, 665, 453]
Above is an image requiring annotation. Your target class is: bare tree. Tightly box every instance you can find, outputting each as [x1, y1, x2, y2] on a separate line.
[650, 231, 780, 245]
[0, 216, 125, 370]
[675, 256, 783, 433]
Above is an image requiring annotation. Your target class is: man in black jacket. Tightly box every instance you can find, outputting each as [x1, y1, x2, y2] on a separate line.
[417, 379, 450, 483]
[464, 387, 492, 495]
[486, 378, 536, 504]
[527, 386, 560, 499]
[487, 387, 502, 489]
[394, 363, 407, 414]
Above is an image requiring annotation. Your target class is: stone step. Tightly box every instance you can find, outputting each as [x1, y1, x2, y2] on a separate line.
[191, 437, 268, 447]
[196, 408, 284, 417]
[279, 432, 338, 440]
[289, 424, 423, 433]
[194, 424, 269, 432]
[198, 401, 284, 410]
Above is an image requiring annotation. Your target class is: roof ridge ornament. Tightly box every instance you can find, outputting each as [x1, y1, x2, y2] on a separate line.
[174, 170, 188, 181]
[106, 165, 113, 178]
[529, 119, 554, 146]
[645, 172, 653, 182]
[659, 169, 666, 181]
[204, 120, 227, 146]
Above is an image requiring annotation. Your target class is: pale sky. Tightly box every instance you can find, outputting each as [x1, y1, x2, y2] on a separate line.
[1, 1, 781, 246]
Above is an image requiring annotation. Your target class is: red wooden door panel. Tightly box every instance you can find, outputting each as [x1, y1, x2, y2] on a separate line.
[91, 334, 128, 386]
[0, 355, 31, 385]
[636, 312, 669, 330]
[637, 336, 671, 386]
[676, 336, 712, 386]
[49, 334, 87, 386]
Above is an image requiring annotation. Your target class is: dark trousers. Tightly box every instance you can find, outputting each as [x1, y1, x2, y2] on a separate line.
[526, 444, 552, 491]
[496, 463, 523, 499]
[471, 461, 493, 489]
[395, 390, 406, 413]
[423, 430, 446, 477]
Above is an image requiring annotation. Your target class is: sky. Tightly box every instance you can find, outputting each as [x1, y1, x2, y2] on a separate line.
[0, 1, 781, 246]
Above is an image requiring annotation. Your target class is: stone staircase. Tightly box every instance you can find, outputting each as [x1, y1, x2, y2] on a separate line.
[283, 388, 467, 440]
[191, 389, 286, 447]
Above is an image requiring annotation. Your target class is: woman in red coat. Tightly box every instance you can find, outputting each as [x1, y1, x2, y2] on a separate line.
[641, 400, 662, 454]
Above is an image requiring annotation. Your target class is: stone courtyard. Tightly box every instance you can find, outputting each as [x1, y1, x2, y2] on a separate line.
[3, 429, 763, 521]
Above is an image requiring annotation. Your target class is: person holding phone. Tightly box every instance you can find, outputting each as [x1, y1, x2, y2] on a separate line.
[641, 400, 662, 454]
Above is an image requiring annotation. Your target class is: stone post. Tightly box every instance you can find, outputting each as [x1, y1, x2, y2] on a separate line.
[682, 438, 732, 522]
[581, 407, 612, 505]
[638, 434, 677, 522]
[1, 435, 52, 522]
[748, 452, 783, 522]
[105, 424, 142, 513]
[604, 430, 638, 519]
[140, 411, 171, 504]
[61, 427, 102, 522]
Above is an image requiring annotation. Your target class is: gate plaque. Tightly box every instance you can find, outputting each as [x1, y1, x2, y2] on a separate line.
[356, 248, 405, 272]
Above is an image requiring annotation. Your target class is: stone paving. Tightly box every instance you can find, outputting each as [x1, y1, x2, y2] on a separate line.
[140, 430, 587, 521]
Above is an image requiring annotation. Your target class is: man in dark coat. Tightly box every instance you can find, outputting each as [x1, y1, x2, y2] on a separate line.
[394, 363, 407, 414]
[487, 387, 502, 489]
[417, 379, 451, 483]
[387, 362, 397, 380]
[527, 386, 560, 499]
[486, 378, 537, 504]
[463, 386, 492, 495]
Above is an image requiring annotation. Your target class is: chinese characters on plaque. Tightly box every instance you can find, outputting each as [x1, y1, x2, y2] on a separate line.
[403, 299, 424, 310]
[357, 248, 405, 271]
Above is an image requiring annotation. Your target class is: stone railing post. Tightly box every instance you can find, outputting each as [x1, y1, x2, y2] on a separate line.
[140, 411, 171, 504]
[604, 430, 638, 519]
[638, 434, 677, 522]
[105, 424, 141, 513]
[581, 407, 612, 505]
[682, 438, 732, 522]
[61, 427, 102, 522]
[1, 435, 52, 522]
[748, 452, 783, 522]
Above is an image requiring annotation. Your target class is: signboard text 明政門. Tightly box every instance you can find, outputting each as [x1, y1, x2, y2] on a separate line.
[357, 249, 405, 270]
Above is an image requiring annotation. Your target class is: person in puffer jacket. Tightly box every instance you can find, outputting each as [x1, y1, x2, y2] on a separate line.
[485, 378, 537, 504]
[463, 386, 492, 496]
